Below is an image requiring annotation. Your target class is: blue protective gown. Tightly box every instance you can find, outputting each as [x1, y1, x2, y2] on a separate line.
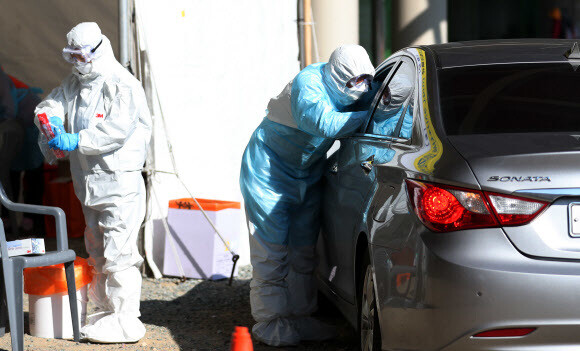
[240, 63, 368, 246]
[367, 107, 413, 138]
[239, 44, 374, 347]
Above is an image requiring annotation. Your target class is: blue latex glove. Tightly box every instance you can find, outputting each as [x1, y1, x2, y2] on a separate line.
[49, 133, 79, 151]
[49, 116, 66, 136]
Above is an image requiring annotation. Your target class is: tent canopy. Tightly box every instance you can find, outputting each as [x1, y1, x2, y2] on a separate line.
[0, 0, 119, 94]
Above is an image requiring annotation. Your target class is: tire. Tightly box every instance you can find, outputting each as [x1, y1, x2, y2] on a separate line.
[359, 255, 382, 351]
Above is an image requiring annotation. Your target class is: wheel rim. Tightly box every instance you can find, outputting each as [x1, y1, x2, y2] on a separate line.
[361, 265, 376, 351]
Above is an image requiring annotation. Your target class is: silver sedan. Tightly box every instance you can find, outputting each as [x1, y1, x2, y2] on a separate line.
[318, 39, 580, 351]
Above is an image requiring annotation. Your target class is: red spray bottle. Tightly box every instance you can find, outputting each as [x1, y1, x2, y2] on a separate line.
[37, 113, 65, 159]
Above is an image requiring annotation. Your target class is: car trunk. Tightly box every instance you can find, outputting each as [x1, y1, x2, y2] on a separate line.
[449, 133, 580, 261]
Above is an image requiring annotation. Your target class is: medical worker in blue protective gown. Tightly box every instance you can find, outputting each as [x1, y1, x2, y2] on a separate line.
[240, 45, 374, 346]
[35, 22, 152, 343]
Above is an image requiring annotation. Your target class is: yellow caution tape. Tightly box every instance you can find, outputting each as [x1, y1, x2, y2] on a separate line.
[414, 49, 443, 174]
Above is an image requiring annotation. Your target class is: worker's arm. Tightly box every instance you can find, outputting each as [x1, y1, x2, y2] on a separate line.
[291, 71, 367, 139]
[34, 85, 67, 127]
[34, 82, 70, 161]
[78, 81, 138, 155]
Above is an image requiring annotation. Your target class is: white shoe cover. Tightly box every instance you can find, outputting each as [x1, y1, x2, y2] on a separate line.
[295, 317, 337, 342]
[81, 313, 145, 343]
[85, 311, 113, 326]
[252, 318, 300, 347]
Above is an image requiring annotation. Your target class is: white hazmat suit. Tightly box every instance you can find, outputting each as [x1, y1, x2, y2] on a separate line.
[35, 22, 152, 343]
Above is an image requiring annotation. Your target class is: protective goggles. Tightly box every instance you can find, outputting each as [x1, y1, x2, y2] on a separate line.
[62, 40, 102, 63]
[345, 74, 374, 89]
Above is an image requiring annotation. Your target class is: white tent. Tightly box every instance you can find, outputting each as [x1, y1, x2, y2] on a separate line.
[135, 0, 299, 276]
[0, 0, 300, 277]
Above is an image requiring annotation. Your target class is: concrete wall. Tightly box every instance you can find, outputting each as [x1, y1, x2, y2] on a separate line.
[311, 0, 360, 62]
[392, 0, 447, 51]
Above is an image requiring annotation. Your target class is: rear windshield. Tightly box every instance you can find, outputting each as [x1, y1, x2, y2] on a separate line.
[439, 63, 580, 135]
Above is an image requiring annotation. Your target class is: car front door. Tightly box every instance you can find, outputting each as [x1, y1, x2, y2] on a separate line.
[319, 54, 418, 303]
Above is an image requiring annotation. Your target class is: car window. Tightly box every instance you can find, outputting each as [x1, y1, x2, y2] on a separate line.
[366, 57, 416, 138]
[440, 63, 580, 135]
[350, 63, 396, 114]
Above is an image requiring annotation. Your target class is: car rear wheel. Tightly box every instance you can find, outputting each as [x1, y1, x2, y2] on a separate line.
[360, 256, 382, 351]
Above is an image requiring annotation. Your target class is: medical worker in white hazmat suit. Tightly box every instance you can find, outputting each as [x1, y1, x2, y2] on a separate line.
[240, 45, 374, 346]
[35, 22, 152, 343]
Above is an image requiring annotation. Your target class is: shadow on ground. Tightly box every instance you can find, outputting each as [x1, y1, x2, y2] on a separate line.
[140, 277, 358, 351]
[40, 238, 357, 350]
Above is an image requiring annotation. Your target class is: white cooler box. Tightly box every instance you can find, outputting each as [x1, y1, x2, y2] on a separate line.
[163, 198, 241, 280]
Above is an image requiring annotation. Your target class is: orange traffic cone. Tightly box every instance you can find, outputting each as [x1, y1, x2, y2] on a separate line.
[231, 326, 254, 351]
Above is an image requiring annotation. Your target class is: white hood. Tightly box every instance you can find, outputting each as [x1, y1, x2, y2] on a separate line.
[322, 44, 374, 109]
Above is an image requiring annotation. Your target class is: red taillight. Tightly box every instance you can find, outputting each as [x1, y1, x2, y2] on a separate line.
[421, 187, 464, 224]
[406, 180, 549, 232]
[473, 327, 536, 338]
[406, 180, 497, 232]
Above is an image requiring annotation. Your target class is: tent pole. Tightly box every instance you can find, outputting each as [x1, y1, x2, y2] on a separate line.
[119, 0, 130, 69]
[298, 0, 306, 69]
[304, 0, 312, 66]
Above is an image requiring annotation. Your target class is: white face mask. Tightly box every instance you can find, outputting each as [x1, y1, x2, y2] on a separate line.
[346, 84, 369, 100]
[74, 61, 93, 74]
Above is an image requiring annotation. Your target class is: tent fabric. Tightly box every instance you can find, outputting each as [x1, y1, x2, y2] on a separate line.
[135, 0, 300, 271]
[0, 1, 119, 97]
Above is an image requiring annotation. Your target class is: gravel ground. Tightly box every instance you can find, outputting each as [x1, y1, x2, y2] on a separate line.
[0, 240, 358, 351]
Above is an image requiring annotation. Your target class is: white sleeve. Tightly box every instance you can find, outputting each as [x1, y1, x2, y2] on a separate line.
[33, 84, 69, 164]
[34, 85, 67, 127]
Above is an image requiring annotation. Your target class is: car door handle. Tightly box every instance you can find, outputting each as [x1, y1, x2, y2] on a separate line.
[330, 164, 338, 174]
[360, 155, 375, 173]
[361, 160, 373, 172]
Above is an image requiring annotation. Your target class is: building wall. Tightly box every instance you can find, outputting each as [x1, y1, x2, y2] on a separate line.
[311, 0, 360, 62]
[391, 0, 448, 51]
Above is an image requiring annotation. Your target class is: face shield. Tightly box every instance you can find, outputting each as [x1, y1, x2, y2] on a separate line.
[341, 73, 375, 108]
[345, 74, 374, 90]
[375, 75, 413, 118]
[62, 40, 102, 63]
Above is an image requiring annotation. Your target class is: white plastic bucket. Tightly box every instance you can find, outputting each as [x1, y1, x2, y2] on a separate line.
[28, 285, 88, 339]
